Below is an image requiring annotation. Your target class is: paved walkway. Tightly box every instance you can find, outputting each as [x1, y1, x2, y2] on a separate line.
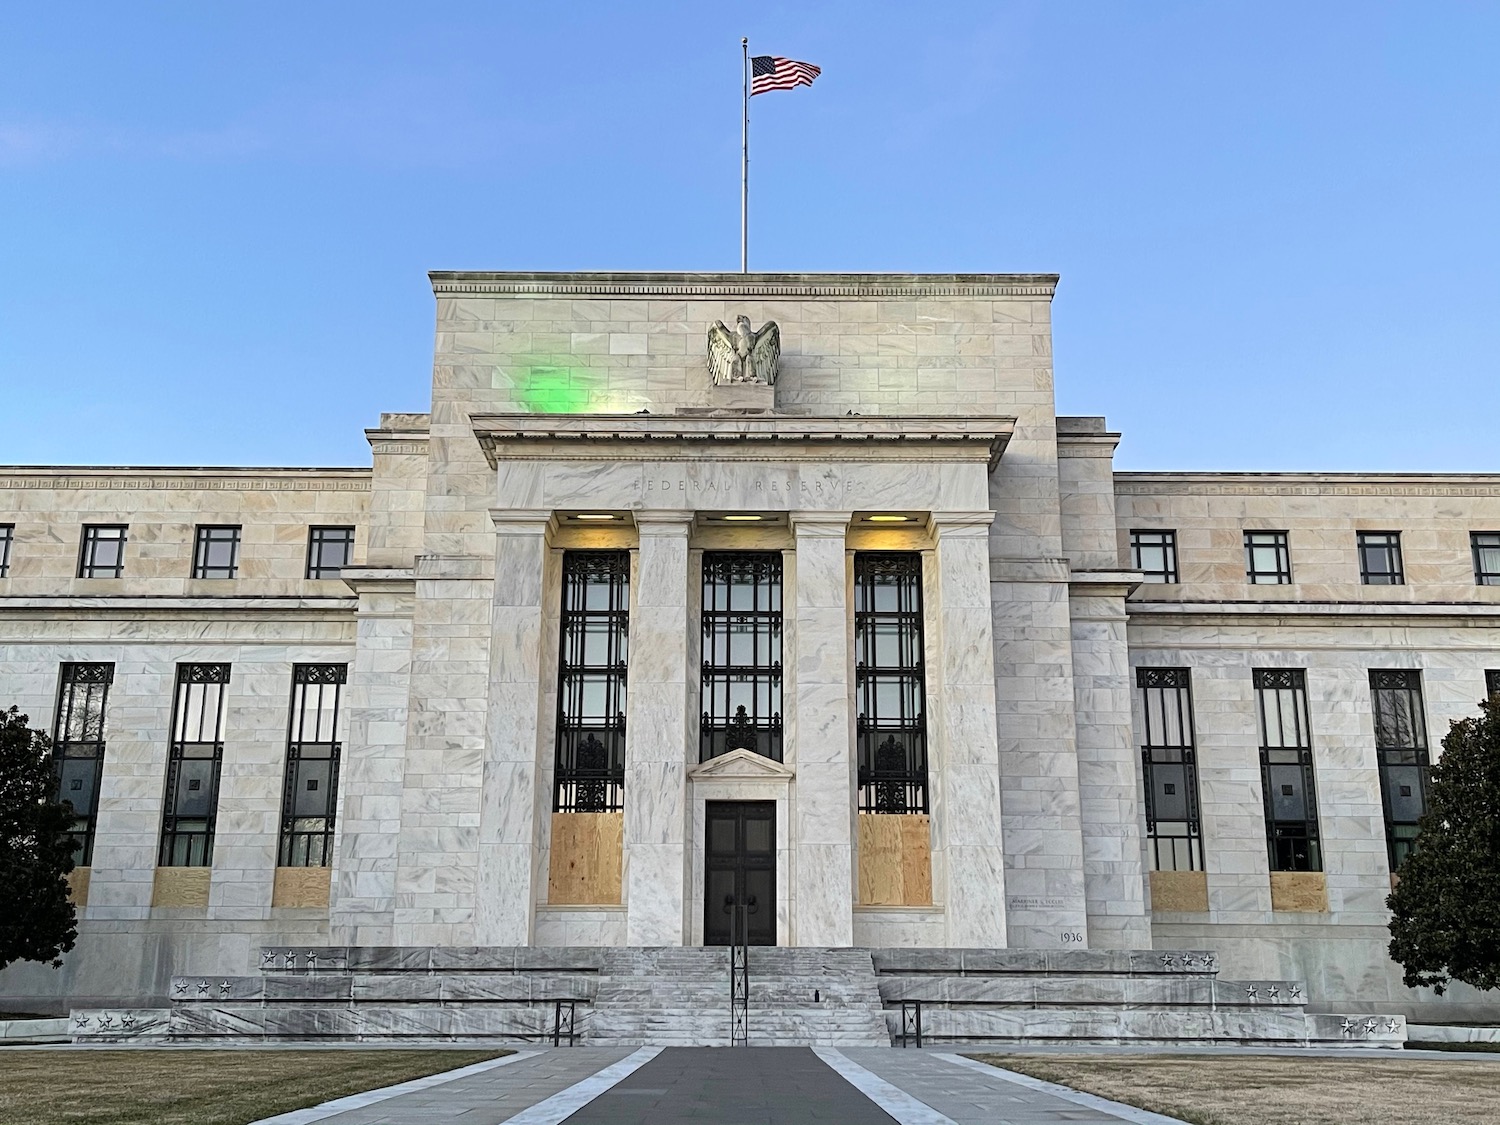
[251, 1046, 1187, 1125]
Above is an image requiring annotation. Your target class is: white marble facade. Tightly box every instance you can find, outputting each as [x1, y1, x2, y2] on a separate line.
[0, 272, 1497, 1022]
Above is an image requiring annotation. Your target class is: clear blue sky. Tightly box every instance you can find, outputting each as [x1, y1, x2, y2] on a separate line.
[3, 3, 1497, 471]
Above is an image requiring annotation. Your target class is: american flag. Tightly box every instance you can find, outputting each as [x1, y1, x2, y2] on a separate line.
[751, 55, 821, 96]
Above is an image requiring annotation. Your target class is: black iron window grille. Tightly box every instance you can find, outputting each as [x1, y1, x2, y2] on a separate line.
[51, 662, 113, 865]
[554, 551, 629, 812]
[1472, 532, 1500, 585]
[1254, 668, 1322, 872]
[78, 524, 127, 579]
[192, 525, 242, 579]
[855, 552, 929, 814]
[1136, 667, 1204, 871]
[1357, 532, 1404, 585]
[1488, 669, 1500, 698]
[1370, 670, 1430, 872]
[278, 664, 346, 867]
[701, 551, 783, 762]
[0, 523, 13, 577]
[306, 526, 355, 579]
[160, 663, 230, 867]
[1244, 532, 1291, 584]
[1130, 530, 1179, 584]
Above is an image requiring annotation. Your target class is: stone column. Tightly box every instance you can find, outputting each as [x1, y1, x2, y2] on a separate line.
[474, 510, 552, 946]
[931, 511, 1010, 947]
[624, 512, 694, 946]
[790, 512, 855, 947]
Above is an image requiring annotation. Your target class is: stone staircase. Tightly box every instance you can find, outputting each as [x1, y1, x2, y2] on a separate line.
[588, 947, 888, 1046]
[66, 944, 1405, 1048]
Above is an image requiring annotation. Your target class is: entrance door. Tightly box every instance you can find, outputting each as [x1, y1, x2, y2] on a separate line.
[704, 801, 776, 946]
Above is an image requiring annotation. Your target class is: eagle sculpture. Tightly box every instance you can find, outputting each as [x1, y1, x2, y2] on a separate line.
[707, 316, 780, 386]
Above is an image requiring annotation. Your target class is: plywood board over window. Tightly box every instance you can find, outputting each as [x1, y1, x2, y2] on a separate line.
[272, 866, 331, 908]
[548, 812, 623, 905]
[858, 813, 932, 906]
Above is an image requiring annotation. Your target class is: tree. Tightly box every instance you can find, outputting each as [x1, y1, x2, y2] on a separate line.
[1388, 696, 1500, 994]
[0, 707, 77, 971]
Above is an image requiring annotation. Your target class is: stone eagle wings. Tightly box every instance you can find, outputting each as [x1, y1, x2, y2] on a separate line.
[707, 316, 780, 385]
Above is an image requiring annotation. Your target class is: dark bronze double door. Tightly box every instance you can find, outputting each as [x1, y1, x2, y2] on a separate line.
[704, 801, 776, 946]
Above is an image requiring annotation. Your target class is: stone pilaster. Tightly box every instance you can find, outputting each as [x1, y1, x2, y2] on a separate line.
[329, 569, 415, 944]
[1070, 574, 1151, 949]
[474, 510, 551, 945]
[790, 512, 855, 947]
[930, 512, 1010, 947]
[624, 512, 694, 945]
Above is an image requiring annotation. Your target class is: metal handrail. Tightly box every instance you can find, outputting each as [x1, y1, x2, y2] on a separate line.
[899, 999, 923, 1048]
[728, 892, 752, 1046]
[552, 999, 577, 1046]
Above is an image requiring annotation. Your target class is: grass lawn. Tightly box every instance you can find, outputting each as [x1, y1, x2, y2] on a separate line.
[971, 1052, 1500, 1125]
[0, 1049, 506, 1125]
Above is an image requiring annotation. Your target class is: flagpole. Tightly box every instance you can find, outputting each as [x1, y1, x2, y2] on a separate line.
[741, 36, 749, 273]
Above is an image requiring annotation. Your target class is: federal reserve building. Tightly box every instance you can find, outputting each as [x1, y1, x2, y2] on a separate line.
[2, 270, 1495, 1046]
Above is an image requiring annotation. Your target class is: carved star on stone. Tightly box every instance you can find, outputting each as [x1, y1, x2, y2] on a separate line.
[99, 1015, 114, 1029]
[1160, 955, 1177, 968]
[197, 980, 209, 996]
[1384, 1018, 1399, 1033]
[306, 951, 318, 966]
[261, 951, 275, 966]
[1245, 985, 1259, 1000]
[1364, 1018, 1378, 1034]
[1205, 956, 1217, 969]
[1341, 1018, 1356, 1035]
[1268, 986, 1281, 999]
[219, 981, 231, 996]
[74, 1014, 89, 1029]
[173, 981, 186, 996]
[121, 1014, 135, 1029]
[1290, 985, 1303, 1000]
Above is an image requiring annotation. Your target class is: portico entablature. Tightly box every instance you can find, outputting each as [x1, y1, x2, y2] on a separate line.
[471, 414, 1015, 517]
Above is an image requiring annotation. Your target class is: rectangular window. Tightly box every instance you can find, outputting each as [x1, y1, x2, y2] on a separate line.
[1370, 670, 1431, 872]
[854, 553, 929, 814]
[0, 523, 13, 577]
[701, 551, 783, 762]
[1244, 532, 1291, 584]
[553, 551, 629, 812]
[1136, 667, 1204, 871]
[51, 663, 113, 865]
[278, 664, 346, 867]
[192, 525, 241, 579]
[160, 663, 229, 867]
[306, 526, 355, 579]
[1357, 531, 1404, 585]
[78, 524, 127, 578]
[1472, 532, 1500, 585]
[1488, 669, 1500, 698]
[1254, 669, 1321, 872]
[1130, 530, 1179, 584]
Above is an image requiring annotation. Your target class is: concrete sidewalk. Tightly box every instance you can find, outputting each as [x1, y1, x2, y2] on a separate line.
[247, 1046, 1188, 1125]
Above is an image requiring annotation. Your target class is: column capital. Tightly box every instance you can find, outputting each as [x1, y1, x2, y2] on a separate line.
[789, 510, 853, 537]
[633, 509, 695, 536]
[489, 508, 555, 536]
[928, 510, 996, 537]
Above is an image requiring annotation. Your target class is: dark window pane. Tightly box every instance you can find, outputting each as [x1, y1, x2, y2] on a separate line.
[51, 662, 114, 864]
[1244, 532, 1291, 584]
[1358, 532, 1404, 585]
[1370, 669, 1430, 872]
[856, 553, 929, 814]
[192, 526, 241, 579]
[554, 552, 629, 812]
[78, 525, 128, 578]
[0, 524, 12, 577]
[1136, 666, 1204, 872]
[160, 664, 229, 866]
[307, 526, 355, 579]
[1253, 668, 1321, 872]
[701, 552, 783, 763]
[278, 664, 346, 867]
[1130, 530, 1179, 583]
[1473, 533, 1500, 585]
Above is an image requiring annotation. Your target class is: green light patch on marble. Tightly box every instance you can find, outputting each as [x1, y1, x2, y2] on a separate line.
[509, 361, 595, 414]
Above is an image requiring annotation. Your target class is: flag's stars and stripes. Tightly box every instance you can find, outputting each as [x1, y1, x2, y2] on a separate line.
[751, 55, 821, 96]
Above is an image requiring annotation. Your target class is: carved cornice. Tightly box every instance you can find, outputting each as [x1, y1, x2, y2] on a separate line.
[430, 271, 1058, 299]
[687, 748, 795, 783]
[1116, 472, 1500, 498]
[0, 468, 370, 492]
[469, 413, 1015, 472]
